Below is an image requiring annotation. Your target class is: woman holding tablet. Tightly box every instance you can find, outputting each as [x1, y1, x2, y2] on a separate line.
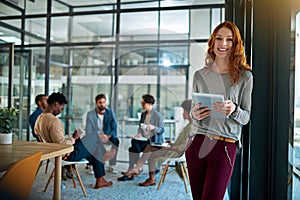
[186, 21, 253, 200]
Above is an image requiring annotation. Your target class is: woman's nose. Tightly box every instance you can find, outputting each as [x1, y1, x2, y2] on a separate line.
[222, 39, 227, 46]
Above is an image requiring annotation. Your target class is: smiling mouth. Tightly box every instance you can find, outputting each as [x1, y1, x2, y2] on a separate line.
[217, 47, 229, 52]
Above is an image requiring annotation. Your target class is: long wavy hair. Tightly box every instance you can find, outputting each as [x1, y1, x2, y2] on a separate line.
[206, 21, 251, 85]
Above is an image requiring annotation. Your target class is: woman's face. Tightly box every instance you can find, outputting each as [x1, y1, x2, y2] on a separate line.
[213, 27, 233, 59]
[141, 99, 151, 111]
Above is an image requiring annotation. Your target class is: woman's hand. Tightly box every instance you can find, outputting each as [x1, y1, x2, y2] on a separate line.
[134, 133, 142, 138]
[212, 100, 236, 116]
[191, 103, 212, 120]
[146, 124, 155, 131]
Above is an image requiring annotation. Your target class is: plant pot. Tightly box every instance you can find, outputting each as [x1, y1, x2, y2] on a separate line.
[0, 133, 12, 144]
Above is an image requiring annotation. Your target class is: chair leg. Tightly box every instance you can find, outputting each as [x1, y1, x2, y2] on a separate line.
[45, 159, 50, 174]
[179, 162, 188, 193]
[181, 161, 190, 184]
[74, 166, 87, 197]
[44, 168, 55, 192]
[161, 162, 170, 184]
[157, 161, 170, 190]
[69, 165, 77, 188]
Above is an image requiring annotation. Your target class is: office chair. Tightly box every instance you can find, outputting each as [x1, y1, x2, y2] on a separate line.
[0, 151, 42, 200]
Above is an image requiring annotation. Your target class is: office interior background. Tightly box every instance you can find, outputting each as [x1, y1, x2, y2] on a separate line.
[0, 0, 299, 199]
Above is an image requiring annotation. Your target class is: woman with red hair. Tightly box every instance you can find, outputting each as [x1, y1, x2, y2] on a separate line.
[186, 21, 253, 200]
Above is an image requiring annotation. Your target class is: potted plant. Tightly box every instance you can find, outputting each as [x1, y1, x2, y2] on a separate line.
[0, 107, 19, 144]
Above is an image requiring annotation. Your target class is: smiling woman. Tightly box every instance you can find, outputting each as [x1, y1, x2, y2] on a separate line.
[187, 21, 253, 200]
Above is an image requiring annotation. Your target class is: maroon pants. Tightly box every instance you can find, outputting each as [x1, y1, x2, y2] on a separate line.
[185, 134, 236, 200]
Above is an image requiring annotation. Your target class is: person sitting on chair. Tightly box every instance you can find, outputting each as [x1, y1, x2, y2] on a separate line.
[118, 99, 192, 186]
[85, 94, 120, 174]
[34, 92, 115, 189]
[119, 94, 165, 181]
[29, 94, 48, 142]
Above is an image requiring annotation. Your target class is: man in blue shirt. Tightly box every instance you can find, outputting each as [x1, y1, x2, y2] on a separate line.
[29, 94, 48, 141]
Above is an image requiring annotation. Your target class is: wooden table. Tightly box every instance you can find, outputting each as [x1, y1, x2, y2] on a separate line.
[0, 140, 73, 200]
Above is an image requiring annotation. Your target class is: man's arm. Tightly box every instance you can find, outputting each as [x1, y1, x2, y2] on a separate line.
[104, 109, 117, 138]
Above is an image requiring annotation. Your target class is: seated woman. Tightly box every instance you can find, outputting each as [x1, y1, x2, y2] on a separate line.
[118, 99, 192, 186]
[119, 94, 164, 181]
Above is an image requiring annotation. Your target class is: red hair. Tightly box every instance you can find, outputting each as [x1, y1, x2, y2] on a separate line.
[206, 21, 251, 84]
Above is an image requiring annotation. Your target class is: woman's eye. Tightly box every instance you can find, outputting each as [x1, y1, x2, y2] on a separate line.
[216, 37, 222, 41]
[227, 38, 233, 42]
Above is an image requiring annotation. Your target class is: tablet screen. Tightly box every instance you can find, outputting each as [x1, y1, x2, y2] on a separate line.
[192, 93, 226, 118]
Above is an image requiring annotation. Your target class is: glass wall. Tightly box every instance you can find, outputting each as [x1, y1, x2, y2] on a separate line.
[0, 0, 225, 138]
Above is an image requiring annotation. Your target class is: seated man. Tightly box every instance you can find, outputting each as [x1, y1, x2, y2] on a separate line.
[118, 99, 192, 186]
[28, 94, 48, 142]
[34, 92, 115, 189]
[85, 94, 120, 174]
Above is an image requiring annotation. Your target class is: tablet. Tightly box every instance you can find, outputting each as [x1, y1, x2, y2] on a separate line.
[150, 142, 170, 147]
[192, 93, 226, 118]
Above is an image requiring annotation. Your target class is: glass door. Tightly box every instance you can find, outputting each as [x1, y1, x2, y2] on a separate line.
[0, 43, 13, 108]
[14, 50, 32, 141]
[0, 43, 31, 141]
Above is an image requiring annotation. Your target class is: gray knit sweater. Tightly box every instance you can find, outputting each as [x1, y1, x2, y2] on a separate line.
[192, 66, 253, 141]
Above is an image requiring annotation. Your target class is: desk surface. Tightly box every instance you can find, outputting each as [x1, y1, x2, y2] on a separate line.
[0, 140, 73, 172]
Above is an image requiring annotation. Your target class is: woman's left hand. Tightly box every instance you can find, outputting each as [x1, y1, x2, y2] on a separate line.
[212, 100, 236, 116]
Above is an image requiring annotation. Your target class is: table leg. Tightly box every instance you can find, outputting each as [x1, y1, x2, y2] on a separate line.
[53, 155, 62, 200]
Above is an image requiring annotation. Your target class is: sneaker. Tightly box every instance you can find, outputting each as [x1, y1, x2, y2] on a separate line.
[107, 166, 119, 174]
[87, 165, 94, 175]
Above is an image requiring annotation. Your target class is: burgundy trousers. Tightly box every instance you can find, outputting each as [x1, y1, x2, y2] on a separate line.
[185, 134, 236, 200]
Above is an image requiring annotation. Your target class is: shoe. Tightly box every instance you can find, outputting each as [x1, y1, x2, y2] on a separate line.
[121, 167, 142, 175]
[87, 165, 94, 175]
[125, 168, 139, 177]
[121, 171, 128, 175]
[94, 181, 113, 189]
[138, 178, 156, 186]
[107, 166, 119, 174]
[117, 175, 134, 181]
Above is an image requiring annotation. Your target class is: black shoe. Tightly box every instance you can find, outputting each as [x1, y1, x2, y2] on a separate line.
[117, 175, 134, 181]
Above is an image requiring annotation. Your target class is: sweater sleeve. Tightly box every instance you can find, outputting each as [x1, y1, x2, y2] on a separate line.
[231, 72, 253, 125]
[49, 119, 75, 145]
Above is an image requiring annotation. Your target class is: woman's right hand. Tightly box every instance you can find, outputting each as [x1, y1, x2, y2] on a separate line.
[191, 103, 212, 120]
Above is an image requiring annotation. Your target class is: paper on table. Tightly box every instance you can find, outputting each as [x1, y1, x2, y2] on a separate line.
[192, 93, 226, 118]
